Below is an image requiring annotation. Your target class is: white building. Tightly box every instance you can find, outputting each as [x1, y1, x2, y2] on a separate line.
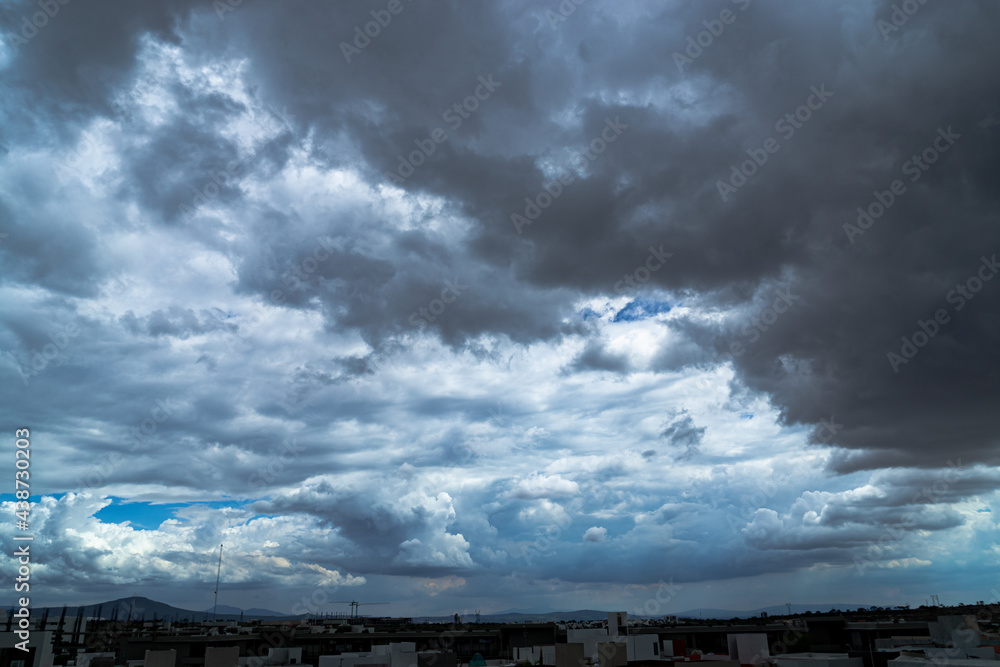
[563, 613, 666, 664]
[74, 653, 116, 667]
[320, 642, 417, 667]
[927, 616, 982, 660]
[240, 648, 303, 667]
[728, 634, 770, 665]
[566, 629, 607, 663]
[891, 657, 986, 667]
[515, 646, 555, 665]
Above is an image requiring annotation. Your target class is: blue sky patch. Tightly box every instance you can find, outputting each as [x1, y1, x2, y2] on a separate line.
[612, 298, 672, 323]
[95, 498, 247, 530]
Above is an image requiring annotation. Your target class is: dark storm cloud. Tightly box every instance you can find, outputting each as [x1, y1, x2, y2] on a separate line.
[118, 115, 245, 225]
[178, 0, 1000, 471]
[742, 466, 1000, 553]
[659, 411, 705, 460]
[0, 0, 199, 137]
[569, 339, 631, 373]
[6, 1, 1000, 472]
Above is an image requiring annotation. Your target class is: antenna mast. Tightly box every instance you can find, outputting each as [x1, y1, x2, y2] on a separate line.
[213, 544, 224, 620]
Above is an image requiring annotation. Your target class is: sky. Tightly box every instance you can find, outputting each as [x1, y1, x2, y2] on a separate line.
[1, 0, 999, 618]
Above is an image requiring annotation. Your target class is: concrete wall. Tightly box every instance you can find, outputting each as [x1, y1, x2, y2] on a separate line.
[391, 651, 418, 667]
[567, 629, 606, 663]
[206, 647, 240, 667]
[555, 643, 585, 667]
[417, 651, 456, 667]
[144, 650, 177, 667]
[325, 655, 390, 667]
[774, 654, 863, 667]
[727, 634, 769, 664]
[76, 653, 116, 667]
[367, 643, 417, 667]
[596, 643, 625, 667]
[968, 647, 999, 661]
[0, 631, 54, 667]
[514, 647, 534, 663]
[266, 649, 303, 665]
[875, 639, 932, 650]
[514, 647, 555, 666]
[608, 614, 627, 638]
[373, 643, 417, 656]
[625, 635, 660, 661]
[928, 616, 980, 657]
[890, 657, 984, 667]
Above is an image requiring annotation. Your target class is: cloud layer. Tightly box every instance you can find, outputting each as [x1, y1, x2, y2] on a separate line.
[1, 0, 998, 614]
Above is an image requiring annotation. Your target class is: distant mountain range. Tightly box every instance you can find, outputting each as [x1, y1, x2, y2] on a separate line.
[28, 597, 872, 624]
[414, 603, 868, 623]
[670, 603, 868, 619]
[202, 604, 288, 618]
[29, 596, 292, 622]
[414, 609, 612, 623]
